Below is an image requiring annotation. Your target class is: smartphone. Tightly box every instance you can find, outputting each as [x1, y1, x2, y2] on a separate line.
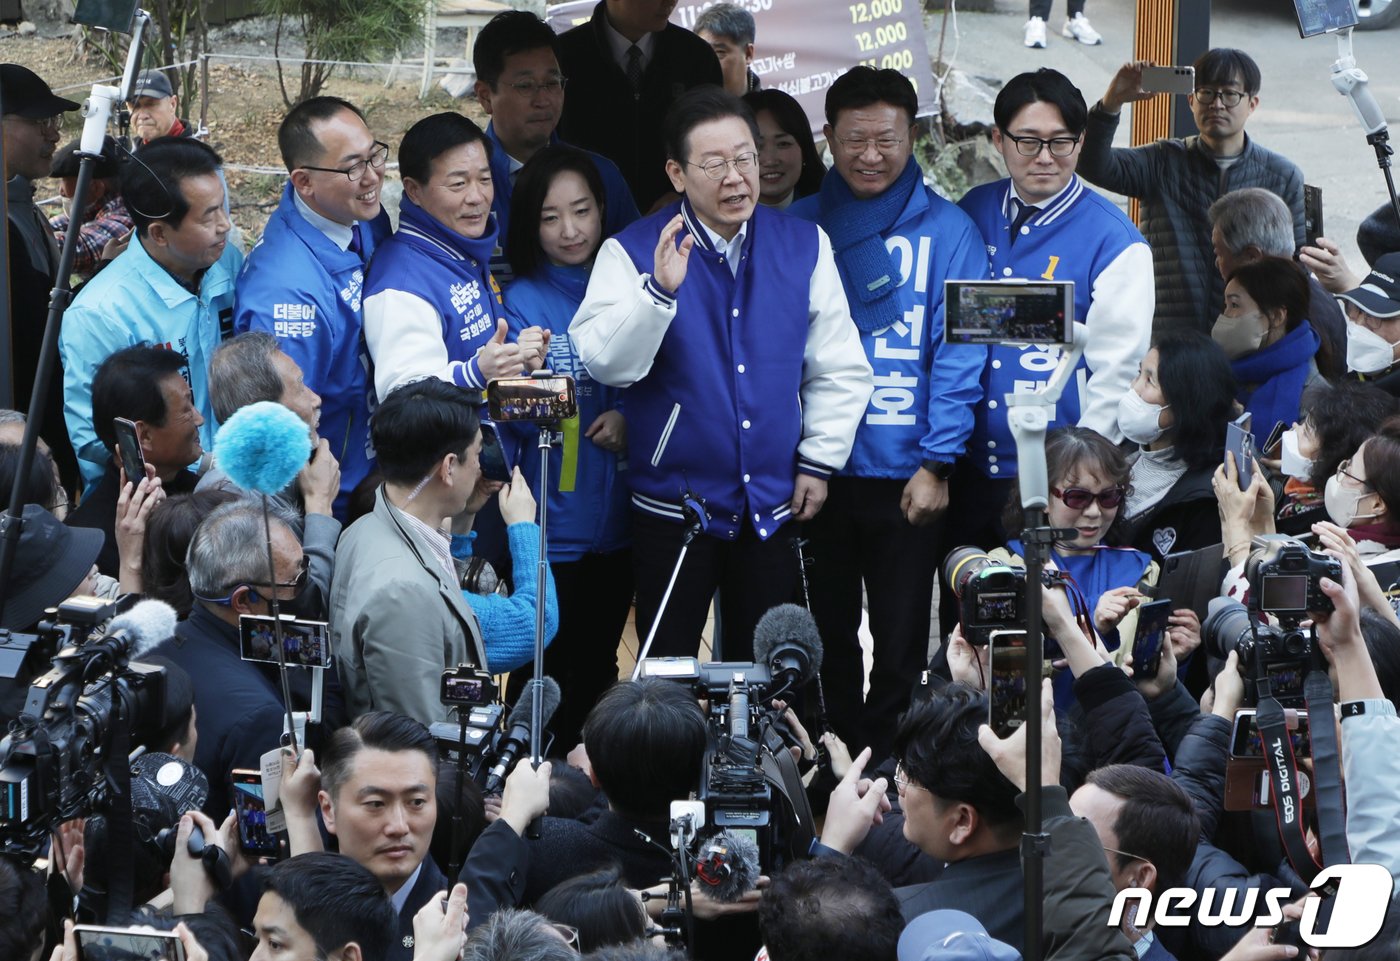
[1303, 185, 1324, 249]
[74, 925, 186, 961]
[1131, 599, 1173, 679]
[1229, 708, 1311, 758]
[113, 416, 146, 485]
[1292, 0, 1358, 37]
[440, 666, 498, 707]
[487, 374, 578, 423]
[943, 280, 1075, 346]
[70, 0, 140, 32]
[238, 614, 331, 669]
[478, 421, 512, 483]
[1262, 420, 1288, 459]
[230, 769, 281, 859]
[1141, 65, 1195, 95]
[988, 629, 1029, 738]
[1225, 414, 1254, 491]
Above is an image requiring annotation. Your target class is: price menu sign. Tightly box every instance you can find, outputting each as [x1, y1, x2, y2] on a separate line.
[546, 0, 936, 137]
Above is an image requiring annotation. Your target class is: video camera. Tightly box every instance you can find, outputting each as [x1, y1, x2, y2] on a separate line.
[943, 546, 1070, 655]
[0, 597, 172, 864]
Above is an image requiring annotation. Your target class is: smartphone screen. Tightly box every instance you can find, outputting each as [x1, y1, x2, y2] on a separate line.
[943, 281, 1074, 346]
[988, 630, 1029, 738]
[1303, 184, 1324, 248]
[478, 422, 511, 483]
[1230, 709, 1311, 757]
[113, 416, 146, 485]
[487, 376, 579, 423]
[1132, 599, 1173, 679]
[239, 615, 331, 668]
[75, 925, 186, 961]
[231, 771, 280, 858]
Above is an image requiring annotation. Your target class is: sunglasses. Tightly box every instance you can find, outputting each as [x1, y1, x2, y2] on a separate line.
[1051, 486, 1126, 510]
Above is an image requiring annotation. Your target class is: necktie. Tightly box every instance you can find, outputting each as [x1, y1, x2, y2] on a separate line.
[348, 223, 364, 262]
[626, 45, 644, 93]
[1009, 199, 1040, 245]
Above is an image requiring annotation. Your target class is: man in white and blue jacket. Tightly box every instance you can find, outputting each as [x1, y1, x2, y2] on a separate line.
[571, 87, 872, 662]
[937, 68, 1152, 644]
[234, 97, 391, 519]
[789, 67, 990, 762]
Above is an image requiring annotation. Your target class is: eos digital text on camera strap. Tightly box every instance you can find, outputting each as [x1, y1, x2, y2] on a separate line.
[1253, 624, 1349, 893]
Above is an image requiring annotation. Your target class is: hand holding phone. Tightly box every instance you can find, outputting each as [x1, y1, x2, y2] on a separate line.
[113, 416, 147, 487]
[230, 769, 281, 860]
[1131, 598, 1174, 679]
[1225, 415, 1255, 491]
[1140, 65, 1195, 95]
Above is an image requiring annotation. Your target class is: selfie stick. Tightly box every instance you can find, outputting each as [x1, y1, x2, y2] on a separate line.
[1330, 29, 1400, 231]
[631, 491, 710, 678]
[1004, 322, 1085, 961]
[0, 11, 149, 624]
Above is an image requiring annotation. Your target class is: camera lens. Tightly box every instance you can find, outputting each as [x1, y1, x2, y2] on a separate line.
[943, 547, 997, 599]
[1202, 598, 1254, 661]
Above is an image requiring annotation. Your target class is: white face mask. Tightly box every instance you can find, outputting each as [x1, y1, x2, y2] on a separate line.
[1346, 322, 1398, 374]
[1212, 310, 1266, 360]
[1279, 429, 1314, 480]
[1118, 388, 1169, 446]
[1324, 473, 1379, 528]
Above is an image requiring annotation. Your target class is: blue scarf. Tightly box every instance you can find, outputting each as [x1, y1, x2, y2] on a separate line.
[1231, 321, 1320, 444]
[396, 193, 499, 268]
[817, 157, 921, 333]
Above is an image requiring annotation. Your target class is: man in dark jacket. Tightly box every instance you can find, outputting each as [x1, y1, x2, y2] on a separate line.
[556, 0, 722, 210]
[1079, 48, 1305, 334]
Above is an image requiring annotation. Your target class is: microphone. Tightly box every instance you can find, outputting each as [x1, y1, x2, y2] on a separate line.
[753, 604, 824, 691]
[484, 677, 561, 793]
[213, 400, 314, 495]
[107, 600, 179, 658]
[695, 830, 760, 902]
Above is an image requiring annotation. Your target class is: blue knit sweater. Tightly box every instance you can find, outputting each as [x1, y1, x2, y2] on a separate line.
[465, 521, 559, 673]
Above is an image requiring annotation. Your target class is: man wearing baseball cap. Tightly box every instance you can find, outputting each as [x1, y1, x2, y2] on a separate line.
[128, 68, 192, 146]
[1341, 251, 1400, 394]
[49, 134, 133, 279]
[3, 62, 81, 491]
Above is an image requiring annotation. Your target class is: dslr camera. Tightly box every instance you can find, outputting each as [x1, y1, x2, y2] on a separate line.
[942, 546, 1069, 654]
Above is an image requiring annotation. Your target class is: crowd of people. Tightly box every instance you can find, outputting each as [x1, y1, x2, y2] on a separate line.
[6, 0, 1400, 958]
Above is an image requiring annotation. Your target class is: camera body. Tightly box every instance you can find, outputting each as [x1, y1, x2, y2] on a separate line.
[1244, 535, 1342, 624]
[942, 547, 1067, 655]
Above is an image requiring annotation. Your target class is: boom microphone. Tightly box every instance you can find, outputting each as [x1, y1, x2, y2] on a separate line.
[484, 677, 561, 793]
[753, 604, 824, 691]
[108, 599, 179, 658]
[696, 830, 760, 902]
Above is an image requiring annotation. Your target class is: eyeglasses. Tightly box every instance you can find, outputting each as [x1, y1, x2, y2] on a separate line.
[1337, 457, 1374, 491]
[688, 151, 758, 180]
[4, 114, 64, 135]
[893, 762, 927, 794]
[1193, 87, 1248, 107]
[205, 556, 310, 606]
[300, 141, 390, 181]
[507, 76, 566, 96]
[248, 555, 311, 597]
[550, 923, 580, 951]
[1004, 133, 1080, 158]
[833, 135, 905, 155]
[1101, 844, 1150, 865]
[1051, 486, 1127, 510]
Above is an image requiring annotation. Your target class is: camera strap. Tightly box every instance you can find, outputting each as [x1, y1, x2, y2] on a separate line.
[1304, 660, 1350, 881]
[101, 685, 136, 923]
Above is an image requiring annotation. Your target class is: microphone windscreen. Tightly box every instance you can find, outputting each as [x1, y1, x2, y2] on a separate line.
[506, 677, 563, 730]
[214, 401, 313, 495]
[114, 600, 179, 657]
[702, 830, 760, 902]
[753, 604, 824, 680]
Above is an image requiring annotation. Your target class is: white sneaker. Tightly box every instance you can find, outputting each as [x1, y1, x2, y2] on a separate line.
[1024, 16, 1047, 48]
[1062, 12, 1103, 45]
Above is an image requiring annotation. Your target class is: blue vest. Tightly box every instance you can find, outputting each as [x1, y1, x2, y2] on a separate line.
[610, 199, 820, 540]
[959, 177, 1144, 479]
[362, 196, 505, 387]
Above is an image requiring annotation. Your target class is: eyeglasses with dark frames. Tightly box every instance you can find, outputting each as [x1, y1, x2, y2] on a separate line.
[1051, 486, 1127, 510]
[300, 141, 390, 181]
[1192, 87, 1248, 107]
[1004, 133, 1080, 157]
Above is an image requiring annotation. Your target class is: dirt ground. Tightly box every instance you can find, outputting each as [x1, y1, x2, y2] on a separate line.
[1, 30, 487, 241]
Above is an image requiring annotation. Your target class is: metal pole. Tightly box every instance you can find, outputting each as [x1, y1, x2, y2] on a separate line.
[0, 72, 13, 410]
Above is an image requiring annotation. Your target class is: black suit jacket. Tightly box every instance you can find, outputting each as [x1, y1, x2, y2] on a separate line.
[522, 809, 673, 905]
[895, 848, 1026, 954]
[390, 857, 450, 961]
[556, 1, 722, 210]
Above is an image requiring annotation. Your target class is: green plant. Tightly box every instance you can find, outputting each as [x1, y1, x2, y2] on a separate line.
[259, 0, 427, 107]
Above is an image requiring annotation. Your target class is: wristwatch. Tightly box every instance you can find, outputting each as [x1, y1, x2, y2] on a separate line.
[921, 459, 956, 481]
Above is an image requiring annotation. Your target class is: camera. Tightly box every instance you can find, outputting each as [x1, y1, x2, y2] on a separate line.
[432, 671, 505, 787]
[440, 666, 497, 707]
[0, 597, 169, 863]
[1243, 535, 1342, 624]
[942, 546, 1067, 655]
[1203, 600, 1312, 708]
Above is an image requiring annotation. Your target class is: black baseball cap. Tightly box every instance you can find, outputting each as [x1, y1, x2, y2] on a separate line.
[1339, 252, 1400, 320]
[51, 135, 122, 178]
[129, 69, 175, 100]
[0, 63, 80, 119]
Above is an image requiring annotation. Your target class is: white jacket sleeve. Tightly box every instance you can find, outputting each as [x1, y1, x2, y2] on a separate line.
[797, 228, 875, 473]
[1341, 700, 1400, 879]
[363, 288, 478, 401]
[1079, 241, 1154, 441]
[568, 238, 678, 388]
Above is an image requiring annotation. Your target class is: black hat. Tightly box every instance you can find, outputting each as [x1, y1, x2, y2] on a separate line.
[1358, 201, 1400, 269]
[0, 63, 80, 119]
[1339, 252, 1400, 321]
[50, 135, 122, 178]
[0, 504, 104, 630]
[129, 69, 174, 100]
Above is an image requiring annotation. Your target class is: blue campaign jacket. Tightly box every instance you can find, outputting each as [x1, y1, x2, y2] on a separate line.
[958, 177, 1151, 479]
[790, 182, 990, 477]
[485, 123, 641, 287]
[234, 184, 390, 517]
[61, 234, 243, 487]
[502, 262, 630, 561]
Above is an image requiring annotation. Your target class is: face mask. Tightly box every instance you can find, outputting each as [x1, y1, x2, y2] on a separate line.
[1212, 311, 1266, 360]
[1346, 322, 1398, 374]
[1325, 473, 1378, 528]
[1117, 388, 1169, 446]
[1279, 429, 1314, 480]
